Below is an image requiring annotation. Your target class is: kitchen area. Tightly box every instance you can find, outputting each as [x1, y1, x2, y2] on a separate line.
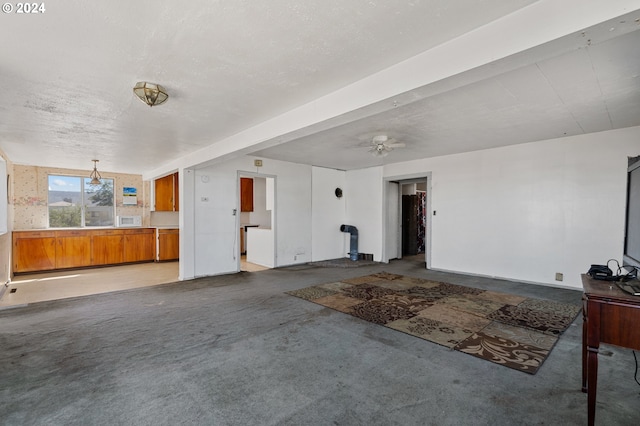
[11, 171, 180, 275]
[3, 168, 280, 307]
[3, 170, 182, 307]
[239, 175, 275, 270]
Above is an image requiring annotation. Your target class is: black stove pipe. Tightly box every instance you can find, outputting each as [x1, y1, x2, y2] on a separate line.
[340, 224, 359, 261]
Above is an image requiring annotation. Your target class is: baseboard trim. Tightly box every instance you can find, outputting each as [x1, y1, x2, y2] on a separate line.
[429, 267, 582, 291]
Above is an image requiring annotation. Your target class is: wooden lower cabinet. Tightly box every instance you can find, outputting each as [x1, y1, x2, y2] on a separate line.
[123, 229, 156, 263]
[92, 233, 124, 265]
[13, 231, 56, 273]
[56, 234, 92, 269]
[12, 228, 157, 273]
[157, 229, 179, 261]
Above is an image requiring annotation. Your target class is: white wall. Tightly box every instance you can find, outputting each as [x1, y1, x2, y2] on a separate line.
[311, 166, 346, 261]
[345, 167, 384, 261]
[384, 126, 640, 289]
[192, 156, 312, 276]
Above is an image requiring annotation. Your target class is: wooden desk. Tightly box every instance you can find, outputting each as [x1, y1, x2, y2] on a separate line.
[581, 274, 640, 426]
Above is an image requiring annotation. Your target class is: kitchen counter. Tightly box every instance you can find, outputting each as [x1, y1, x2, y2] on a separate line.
[12, 228, 156, 273]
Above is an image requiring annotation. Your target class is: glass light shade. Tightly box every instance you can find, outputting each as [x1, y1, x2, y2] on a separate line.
[133, 82, 168, 107]
[89, 160, 102, 185]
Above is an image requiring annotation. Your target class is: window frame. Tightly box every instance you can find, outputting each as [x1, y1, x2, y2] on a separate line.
[47, 174, 116, 228]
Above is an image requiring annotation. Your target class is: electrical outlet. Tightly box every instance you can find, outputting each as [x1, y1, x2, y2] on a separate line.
[294, 255, 297, 261]
[555, 272, 563, 282]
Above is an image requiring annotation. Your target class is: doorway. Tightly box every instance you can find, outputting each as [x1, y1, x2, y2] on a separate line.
[237, 173, 276, 272]
[384, 175, 431, 268]
[401, 182, 427, 257]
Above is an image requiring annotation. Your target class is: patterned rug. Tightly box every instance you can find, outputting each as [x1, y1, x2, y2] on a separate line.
[286, 272, 581, 374]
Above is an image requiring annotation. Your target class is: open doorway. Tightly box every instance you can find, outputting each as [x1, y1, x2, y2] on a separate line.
[401, 182, 427, 257]
[384, 175, 431, 268]
[237, 173, 276, 272]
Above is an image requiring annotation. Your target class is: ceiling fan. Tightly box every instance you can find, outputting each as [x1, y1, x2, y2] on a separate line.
[368, 135, 406, 157]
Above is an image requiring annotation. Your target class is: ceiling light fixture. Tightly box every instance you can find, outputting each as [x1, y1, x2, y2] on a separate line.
[368, 135, 405, 157]
[133, 81, 169, 107]
[89, 159, 102, 185]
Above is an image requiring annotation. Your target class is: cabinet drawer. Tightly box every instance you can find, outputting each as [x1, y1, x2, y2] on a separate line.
[91, 229, 123, 236]
[55, 230, 86, 237]
[13, 231, 56, 238]
[122, 228, 154, 235]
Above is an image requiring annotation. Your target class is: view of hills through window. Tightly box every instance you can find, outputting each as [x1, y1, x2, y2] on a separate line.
[48, 175, 115, 227]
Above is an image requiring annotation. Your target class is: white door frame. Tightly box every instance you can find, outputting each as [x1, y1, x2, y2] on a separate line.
[236, 171, 277, 272]
[382, 173, 432, 269]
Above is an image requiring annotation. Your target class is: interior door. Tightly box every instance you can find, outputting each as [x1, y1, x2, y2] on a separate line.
[385, 181, 400, 261]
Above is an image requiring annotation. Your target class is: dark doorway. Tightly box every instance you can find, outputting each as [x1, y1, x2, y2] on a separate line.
[401, 187, 426, 256]
[402, 195, 418, 256]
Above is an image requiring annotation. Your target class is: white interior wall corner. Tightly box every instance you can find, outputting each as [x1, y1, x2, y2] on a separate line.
[311, 166, 346, 261]
[383, 126, 640, 289]
[190, 156, 312, 276]
[345, 166, 384, 261]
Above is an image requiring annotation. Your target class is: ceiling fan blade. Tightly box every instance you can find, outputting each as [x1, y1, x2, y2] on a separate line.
[386, 142, 405, 148]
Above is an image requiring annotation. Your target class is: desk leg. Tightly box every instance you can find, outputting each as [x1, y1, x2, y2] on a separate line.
[586, 346, 598, 426]
[582, 308, 587, 392]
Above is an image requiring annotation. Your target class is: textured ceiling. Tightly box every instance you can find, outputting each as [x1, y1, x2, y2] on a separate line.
[0, 1, 638, 175]
[252, 27, 640, 170]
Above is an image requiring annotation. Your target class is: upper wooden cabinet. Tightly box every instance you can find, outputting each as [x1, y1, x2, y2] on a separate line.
[155, 172, 179, 211]
[240, 177, 253, 212]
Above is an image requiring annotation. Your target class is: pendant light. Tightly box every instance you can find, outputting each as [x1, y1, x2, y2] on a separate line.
[89, 159, 102, 185]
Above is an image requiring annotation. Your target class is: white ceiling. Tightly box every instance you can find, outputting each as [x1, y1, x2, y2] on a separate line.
[0, 1, 639, 175]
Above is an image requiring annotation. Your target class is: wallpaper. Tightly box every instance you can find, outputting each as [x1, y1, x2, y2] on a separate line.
[12, 165, 150, 229]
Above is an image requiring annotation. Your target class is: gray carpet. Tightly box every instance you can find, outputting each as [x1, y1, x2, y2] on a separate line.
[1, 259, 639, 425]
[308, 258, 378, 268]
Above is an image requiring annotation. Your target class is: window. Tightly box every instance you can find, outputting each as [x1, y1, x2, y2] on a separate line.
[48, 175, 115, 228]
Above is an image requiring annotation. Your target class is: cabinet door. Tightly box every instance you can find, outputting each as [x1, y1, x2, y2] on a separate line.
[56, 236, 92, 269]
[173, 173, 179, 211]
[155, 174, 174, 211]
[158, 230, 179, 261]
[124, 230, 155, 262]
[13, 234, 56, 272]
[92, 234, 124, 265]
[240, 177, 253, 212]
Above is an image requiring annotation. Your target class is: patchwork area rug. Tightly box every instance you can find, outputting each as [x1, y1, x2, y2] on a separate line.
[286, 272, 581, 374]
